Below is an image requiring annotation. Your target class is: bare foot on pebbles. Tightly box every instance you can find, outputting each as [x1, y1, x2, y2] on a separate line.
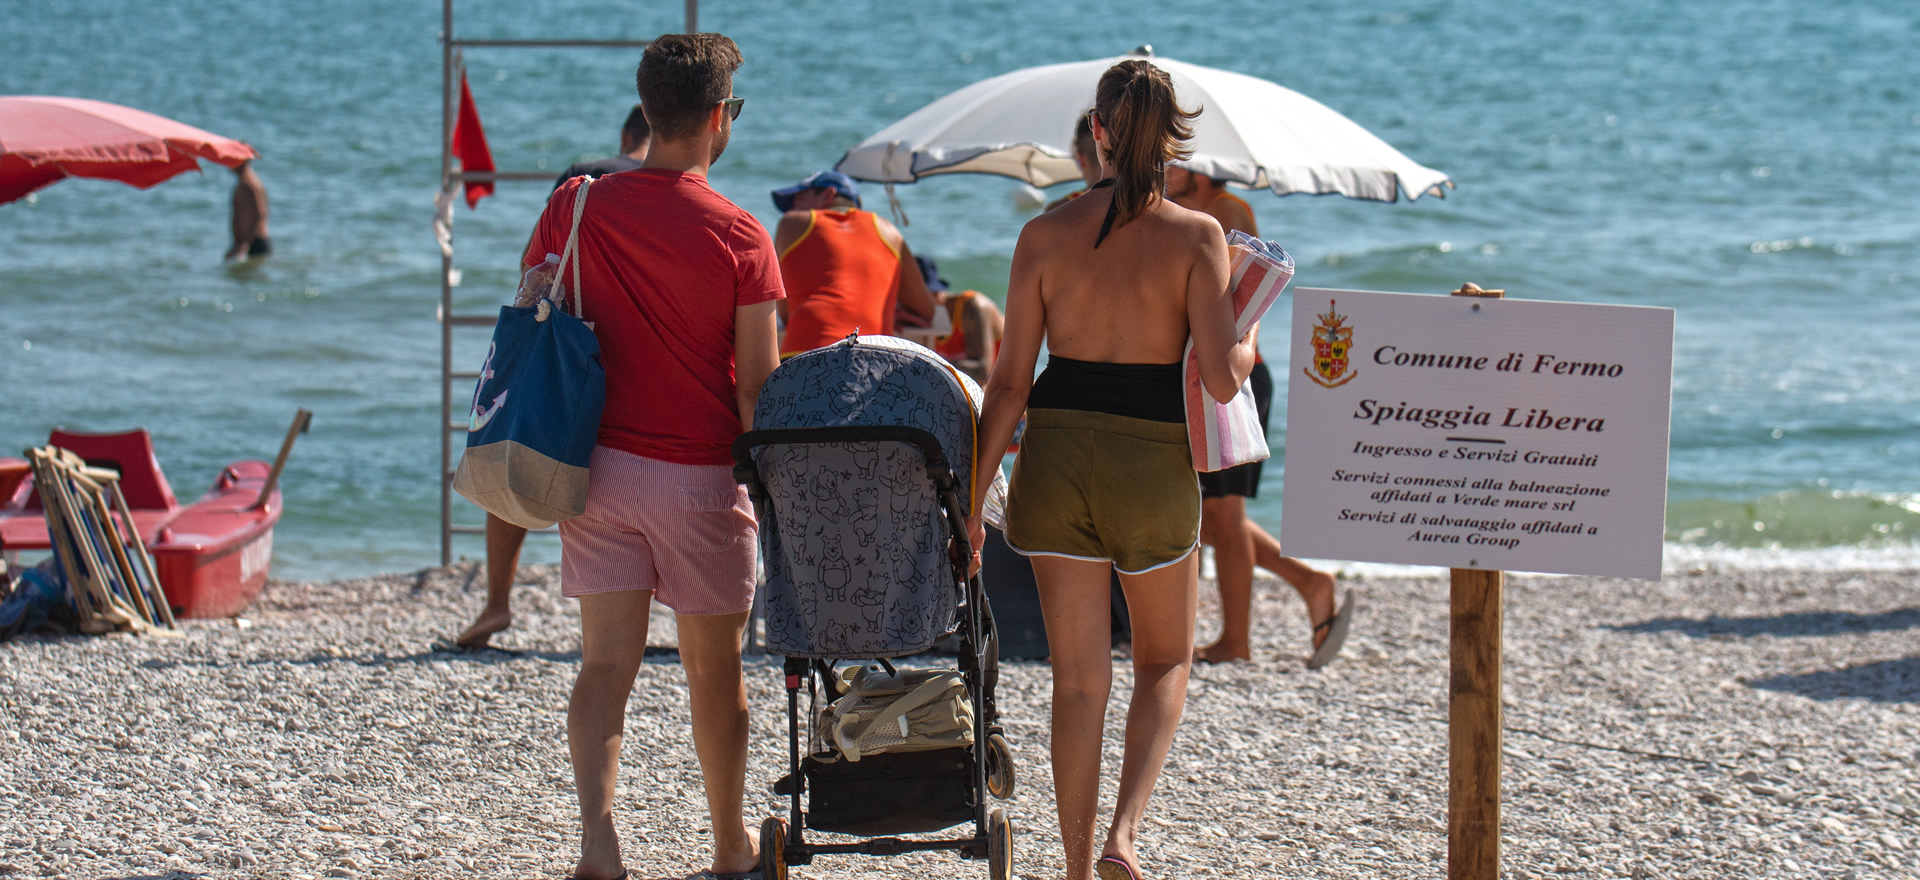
[453, 606, 511, 648]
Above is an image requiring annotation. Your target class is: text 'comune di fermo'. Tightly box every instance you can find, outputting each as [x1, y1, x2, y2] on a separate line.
[1371, 347, 1626, 378]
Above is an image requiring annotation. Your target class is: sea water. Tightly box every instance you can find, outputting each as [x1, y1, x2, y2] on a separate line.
[4, 0, 1916, 580]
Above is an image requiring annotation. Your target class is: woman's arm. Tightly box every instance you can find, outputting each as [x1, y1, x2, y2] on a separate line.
[970, 229, 1046, 518]
[1185, 224, 1254, 403]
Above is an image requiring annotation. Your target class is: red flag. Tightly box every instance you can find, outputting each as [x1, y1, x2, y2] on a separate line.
[450, 71, 495, 209]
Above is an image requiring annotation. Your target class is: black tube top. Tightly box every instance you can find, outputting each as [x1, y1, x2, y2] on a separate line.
[1028, 355, 1184, 423]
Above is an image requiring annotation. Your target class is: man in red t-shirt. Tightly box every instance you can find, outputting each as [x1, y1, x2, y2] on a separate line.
[522, 34, 782, 880]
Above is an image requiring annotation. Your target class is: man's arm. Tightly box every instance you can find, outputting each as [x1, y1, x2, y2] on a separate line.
[887, 232, 937, 326]
[771, 212, 812, 324]
[734, 299, 781, 430]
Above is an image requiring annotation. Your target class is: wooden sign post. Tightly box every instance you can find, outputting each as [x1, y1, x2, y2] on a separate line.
[1277, 280, 1674, 880]
[1448, 282, 1504, 880]
[1449, 565, 1502, 879]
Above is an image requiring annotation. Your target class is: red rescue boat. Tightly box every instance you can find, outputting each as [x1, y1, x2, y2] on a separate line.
[1, 428, 283, 618]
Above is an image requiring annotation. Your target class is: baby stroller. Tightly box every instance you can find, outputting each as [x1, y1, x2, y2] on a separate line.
[733, 335, 1016, 880]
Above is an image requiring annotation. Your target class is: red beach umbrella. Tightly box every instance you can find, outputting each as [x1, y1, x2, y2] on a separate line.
[0, 96, 258, 204]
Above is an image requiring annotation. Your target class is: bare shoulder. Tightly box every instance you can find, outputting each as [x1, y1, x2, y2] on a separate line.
[771, 210, 817, 254]
[1205, 197, 1255, 239]
[1019, 194, 1089, 243]
[776, 209, 814, 230]
[1154, 198, 1225, 245]
[871, 211, 906, 247]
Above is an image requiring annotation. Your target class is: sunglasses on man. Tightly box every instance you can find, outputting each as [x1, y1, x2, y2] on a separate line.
[720, 97, 744, 121]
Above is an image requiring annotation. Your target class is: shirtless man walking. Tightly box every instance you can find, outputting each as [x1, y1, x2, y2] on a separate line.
[1166, 165, 1353, 668]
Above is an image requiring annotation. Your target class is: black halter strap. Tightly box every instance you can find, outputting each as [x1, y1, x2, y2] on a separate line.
[1088, 178, 1119, 249]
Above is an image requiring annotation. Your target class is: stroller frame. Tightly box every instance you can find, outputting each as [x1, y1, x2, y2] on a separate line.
[734, 424, 1014, 879]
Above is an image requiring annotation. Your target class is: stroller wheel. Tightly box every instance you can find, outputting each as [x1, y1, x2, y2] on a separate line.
[759, 816, 789, 880]
[987, 807, 1013, 880]
[985, 732, 1016, 800]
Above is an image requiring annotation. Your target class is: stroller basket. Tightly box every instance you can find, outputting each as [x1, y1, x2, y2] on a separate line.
[801, 748, 977, 835]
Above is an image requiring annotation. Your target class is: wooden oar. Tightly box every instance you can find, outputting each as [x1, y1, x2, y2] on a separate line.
[251, 409, 312, 511]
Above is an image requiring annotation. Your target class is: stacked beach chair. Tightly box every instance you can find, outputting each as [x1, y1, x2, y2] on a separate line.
[23, 446, 178, 635]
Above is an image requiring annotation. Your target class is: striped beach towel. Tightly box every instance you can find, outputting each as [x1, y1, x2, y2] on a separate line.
[1184, 231, 1296, 472]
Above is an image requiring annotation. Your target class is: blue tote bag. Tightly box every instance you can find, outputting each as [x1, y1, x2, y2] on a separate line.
[452, 178, 607, 529]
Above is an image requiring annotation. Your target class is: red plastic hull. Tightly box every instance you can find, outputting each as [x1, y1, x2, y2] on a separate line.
[0, 458, 279, 619]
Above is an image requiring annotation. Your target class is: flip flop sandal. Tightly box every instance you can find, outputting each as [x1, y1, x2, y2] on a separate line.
[567, 871, 626, 880]
[1306, 591, 1358, 670]
[695, 870, 763, 880]
[1096, 856, 1142, 880]
[430, 637, 525, 656]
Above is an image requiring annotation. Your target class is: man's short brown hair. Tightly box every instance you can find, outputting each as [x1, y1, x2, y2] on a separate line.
[636, 33, 743, 141]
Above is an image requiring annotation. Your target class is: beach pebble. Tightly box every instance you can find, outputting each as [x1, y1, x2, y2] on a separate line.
[1, 563, 1916, 878]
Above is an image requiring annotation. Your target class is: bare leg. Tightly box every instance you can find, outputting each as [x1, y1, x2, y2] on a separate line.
[1248, 521, 1338, 649]
[1103, 553, 1199, 872]
[1196, 496, 1254, 663]
[455, 514, 526, 647]
[1031, 555, 1120, 880]
[675, 611, 759, 876]
[568, 589, 654, 880]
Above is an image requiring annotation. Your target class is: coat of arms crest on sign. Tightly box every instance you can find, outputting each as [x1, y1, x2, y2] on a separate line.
[1305, 299, 1357, 388]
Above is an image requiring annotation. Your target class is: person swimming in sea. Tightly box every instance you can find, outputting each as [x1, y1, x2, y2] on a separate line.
[224, 160, 270, 261]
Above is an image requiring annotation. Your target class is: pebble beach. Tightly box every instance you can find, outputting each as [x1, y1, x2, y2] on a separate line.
[3, 563, 1916, 880]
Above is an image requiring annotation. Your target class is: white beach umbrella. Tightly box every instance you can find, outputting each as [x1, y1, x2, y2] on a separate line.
[836, 47, 1452, 202]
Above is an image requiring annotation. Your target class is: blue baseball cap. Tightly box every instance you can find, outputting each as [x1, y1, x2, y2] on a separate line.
[915, 255, 949, 292]
[772, 170, 862, 213]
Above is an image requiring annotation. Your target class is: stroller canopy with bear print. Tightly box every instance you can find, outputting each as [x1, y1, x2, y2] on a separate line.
[733, 335, 986, 659]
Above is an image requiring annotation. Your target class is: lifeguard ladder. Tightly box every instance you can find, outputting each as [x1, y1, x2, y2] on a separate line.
[433, 1, 697, 564]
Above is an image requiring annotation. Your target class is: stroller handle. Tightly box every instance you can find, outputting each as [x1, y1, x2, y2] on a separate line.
[731, 426, 958, 492]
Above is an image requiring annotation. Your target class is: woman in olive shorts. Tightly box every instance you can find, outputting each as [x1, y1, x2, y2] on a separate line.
[968, 60, 1256, 880]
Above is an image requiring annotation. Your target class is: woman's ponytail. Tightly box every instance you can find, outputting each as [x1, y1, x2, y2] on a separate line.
[1094, 60, 1198, 231]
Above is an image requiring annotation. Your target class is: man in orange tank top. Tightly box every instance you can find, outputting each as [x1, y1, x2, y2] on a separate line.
[1167, 166, 1353, 669]
[771, 170, 935, 357]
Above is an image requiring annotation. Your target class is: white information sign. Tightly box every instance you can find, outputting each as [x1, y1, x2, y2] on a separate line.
[1279, 288, 1675, 580]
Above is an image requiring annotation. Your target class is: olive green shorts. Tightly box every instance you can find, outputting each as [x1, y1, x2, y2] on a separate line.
[1004, 408, 1200, 574]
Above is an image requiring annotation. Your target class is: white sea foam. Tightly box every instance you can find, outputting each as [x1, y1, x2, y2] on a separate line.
[1294, 541, 1920, 581]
